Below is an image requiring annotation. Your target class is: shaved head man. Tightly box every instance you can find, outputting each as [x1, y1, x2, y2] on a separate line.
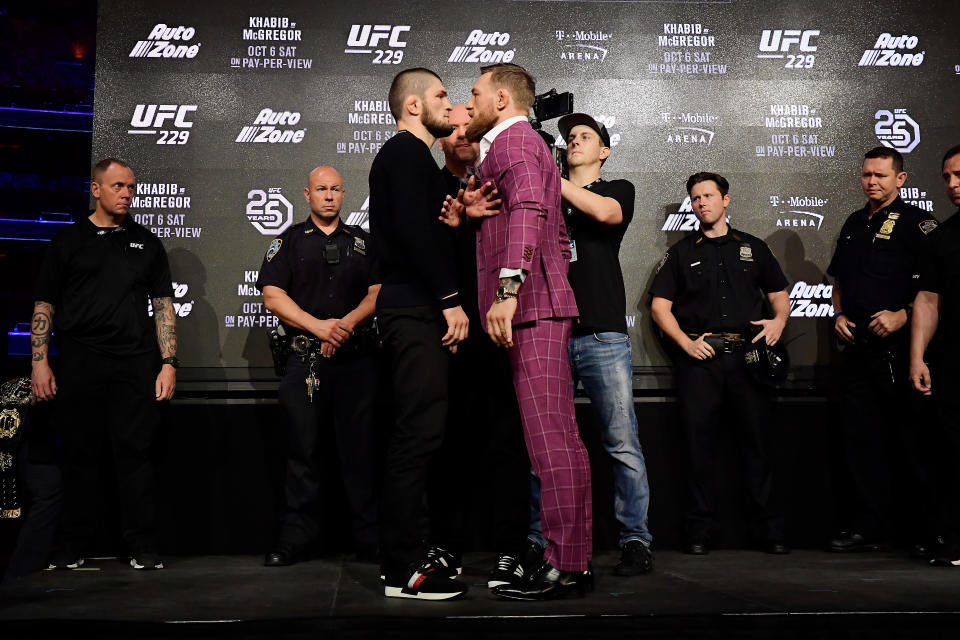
[304, 165, 346, 227]
[369, 68, 470, 600]
[258, 165, 382, 568]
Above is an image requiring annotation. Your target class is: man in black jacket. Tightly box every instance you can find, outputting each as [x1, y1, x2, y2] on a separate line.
[368, 67, 469, 600]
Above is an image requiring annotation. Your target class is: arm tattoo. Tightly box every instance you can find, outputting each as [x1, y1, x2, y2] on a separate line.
[31, 301, 55, 363]
[151, 297, 178, 359]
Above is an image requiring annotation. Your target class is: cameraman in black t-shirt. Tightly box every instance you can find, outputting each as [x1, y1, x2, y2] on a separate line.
[526, 114, 654, 576]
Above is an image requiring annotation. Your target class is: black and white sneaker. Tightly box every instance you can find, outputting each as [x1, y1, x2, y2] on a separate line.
[520, 538, 545, 576]
[130, 552, 164, 570]
[423, 545, 462, 577]
[488, 552, 524, 588]
[929, 541, 960, 567]
[48, 551, 85, 570]
[383, 562, 468, 600]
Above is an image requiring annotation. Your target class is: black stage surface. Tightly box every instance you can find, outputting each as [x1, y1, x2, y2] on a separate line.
[2, 550, 959, 639]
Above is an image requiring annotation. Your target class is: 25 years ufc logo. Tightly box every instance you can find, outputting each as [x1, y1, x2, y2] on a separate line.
[757, 29, 819, 69]
[127, 104, 196, 145]
[246, 188, 293, 235]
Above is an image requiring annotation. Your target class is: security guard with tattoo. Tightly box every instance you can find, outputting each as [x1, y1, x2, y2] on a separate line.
[827, 147, 939, 554]
[650, 172, 790, 556]
[257, 166, 381, 566]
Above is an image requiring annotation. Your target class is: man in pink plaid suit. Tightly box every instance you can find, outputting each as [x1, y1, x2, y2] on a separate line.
[463, 63, 593, 600]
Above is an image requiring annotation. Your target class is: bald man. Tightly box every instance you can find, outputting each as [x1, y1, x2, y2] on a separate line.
[257, 166, 382, 567]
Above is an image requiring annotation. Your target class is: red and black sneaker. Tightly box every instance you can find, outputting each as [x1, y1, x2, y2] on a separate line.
[383, 560, 468, 601]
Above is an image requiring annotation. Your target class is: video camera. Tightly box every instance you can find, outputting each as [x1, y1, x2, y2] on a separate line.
[530, 89, 574, 176]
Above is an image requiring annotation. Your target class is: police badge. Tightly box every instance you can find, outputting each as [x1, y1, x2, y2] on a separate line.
[876, 218, 897, 240]
[0, 376, 32, 518]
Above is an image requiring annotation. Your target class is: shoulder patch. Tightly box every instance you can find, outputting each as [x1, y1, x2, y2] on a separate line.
[656, 252, 670, 274]
[266, 238, 282, 262]
[919, 219, 939, 235]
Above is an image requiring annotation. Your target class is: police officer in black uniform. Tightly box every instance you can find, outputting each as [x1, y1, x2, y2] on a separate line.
[257, 166, 381, 566]
[911, 143, 960, 567]
[826, 147, 938, 554]
[650, 172, 790, 555]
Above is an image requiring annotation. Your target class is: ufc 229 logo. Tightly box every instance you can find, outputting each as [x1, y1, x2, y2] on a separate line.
[127, 104, 196, 145]
[757, 29, 819, 69]
[344, 25, 408, 64]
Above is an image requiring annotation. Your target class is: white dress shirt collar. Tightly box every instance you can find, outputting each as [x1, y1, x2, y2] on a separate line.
[478, 115, 529, 164]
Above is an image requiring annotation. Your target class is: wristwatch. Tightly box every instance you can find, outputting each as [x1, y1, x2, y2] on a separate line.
[496, 286, 519, 302]
[161, 356, 180, 368]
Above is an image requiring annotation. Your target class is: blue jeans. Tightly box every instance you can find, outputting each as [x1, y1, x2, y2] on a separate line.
[529, 332, 652, 548]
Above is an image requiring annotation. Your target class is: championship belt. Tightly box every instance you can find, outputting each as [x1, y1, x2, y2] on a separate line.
[0, 376, 32, 518]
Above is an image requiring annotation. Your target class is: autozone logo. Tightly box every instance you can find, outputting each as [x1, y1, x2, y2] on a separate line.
[148, 282, 194, 318]
[129, 24, 201, 59]
[247, 188, 293, 235]
[789, 281, 834, 318]
[345, 196, 370, 231]
[448, 30, 515, 64]
[875, 108, 920, 153]
[661, 197, 700, 231]
[128, 104, 196, 145]
[345, 25, 408, 64]
[859, 33, 924, 67]
[235, 108, 305, 144]
[757, 29, 819, 69]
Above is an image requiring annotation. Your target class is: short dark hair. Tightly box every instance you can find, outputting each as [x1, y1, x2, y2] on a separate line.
[942, 144, 960, 170]
[686, 172, 729, 197]
[480, 63, 535, 111]
[92, 157, 131, 182]
[388, 68, 442, 120]
[864, 146, 904, 173]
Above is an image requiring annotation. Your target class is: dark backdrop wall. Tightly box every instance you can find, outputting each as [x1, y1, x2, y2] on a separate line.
[92, 0, 960, 383]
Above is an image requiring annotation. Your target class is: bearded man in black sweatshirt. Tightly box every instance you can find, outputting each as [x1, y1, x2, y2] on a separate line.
[369, 67, 470, 601]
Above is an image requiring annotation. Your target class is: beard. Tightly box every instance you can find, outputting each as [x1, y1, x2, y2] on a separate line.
[465, 106, 498, 143]
[422, 108, 454, 139]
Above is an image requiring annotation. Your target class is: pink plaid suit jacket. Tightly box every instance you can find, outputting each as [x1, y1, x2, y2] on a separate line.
[475, 119, 579, 330]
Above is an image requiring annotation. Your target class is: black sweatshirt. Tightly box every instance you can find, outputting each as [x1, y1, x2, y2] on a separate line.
[368, 130, 460, 310]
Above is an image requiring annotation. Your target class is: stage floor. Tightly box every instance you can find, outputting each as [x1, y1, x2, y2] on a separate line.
[2, 550, 959, 638]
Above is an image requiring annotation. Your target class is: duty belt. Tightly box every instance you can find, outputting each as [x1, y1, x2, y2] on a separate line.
[687, 332, 746, 353]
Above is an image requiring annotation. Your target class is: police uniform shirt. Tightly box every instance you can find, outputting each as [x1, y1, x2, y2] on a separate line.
[565, 178, 635, 335]
[34, 215, 174, 356]
[256, 218, 379, 335]
[827, 197, 937, 323]
[649, 228, 788, 334]
[917, 210, 960, 358]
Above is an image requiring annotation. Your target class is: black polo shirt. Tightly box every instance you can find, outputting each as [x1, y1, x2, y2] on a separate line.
[917, 210, 960, 359]
[34, 215, 173, 356]
[650, 227, 788, 334]
[827, 197, 937, 325]
[565, 178, 635, 335]
[256, 218, 379, 336]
